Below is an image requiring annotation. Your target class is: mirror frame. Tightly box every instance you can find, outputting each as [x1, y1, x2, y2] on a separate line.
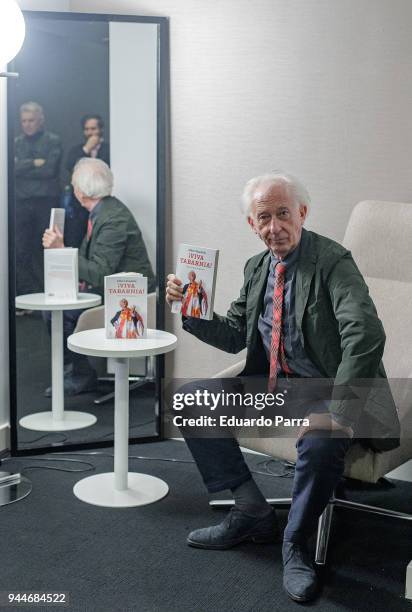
[7, 10, 169, 456]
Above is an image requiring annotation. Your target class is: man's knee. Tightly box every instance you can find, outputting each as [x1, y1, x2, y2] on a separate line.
[297, 432, 350, 470]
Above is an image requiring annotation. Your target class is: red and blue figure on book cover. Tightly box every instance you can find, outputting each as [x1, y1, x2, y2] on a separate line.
[110, 298, 144, 338]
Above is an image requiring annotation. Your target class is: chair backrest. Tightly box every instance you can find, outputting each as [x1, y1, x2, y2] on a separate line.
[343, 200, 412, 282]
[343, 200, 412, 380]
[74, 292, 157, 334]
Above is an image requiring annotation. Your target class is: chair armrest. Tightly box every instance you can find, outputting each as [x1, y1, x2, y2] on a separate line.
[212, 359, 246, 379]
[73, 305, 104, 333]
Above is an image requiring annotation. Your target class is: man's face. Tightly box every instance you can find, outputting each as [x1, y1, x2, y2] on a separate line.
[83, 118, 102, 140]
[247, 182, 307, 259]
[20, 111, 43, 136]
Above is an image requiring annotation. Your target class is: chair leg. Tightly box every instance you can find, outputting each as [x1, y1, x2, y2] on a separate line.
[315, 502, 334, 566]
[333, 497, 412, 520]
[94, 355, 155, 405]
[209, 497, 292, 508]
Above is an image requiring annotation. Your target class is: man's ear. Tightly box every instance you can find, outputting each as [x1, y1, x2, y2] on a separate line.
[247, 216, 256, 233]
[299, 204, 308, 223]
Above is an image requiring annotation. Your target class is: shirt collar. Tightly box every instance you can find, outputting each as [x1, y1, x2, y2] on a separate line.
[89, 199, 103, 221]
[270, 236, 302, 269]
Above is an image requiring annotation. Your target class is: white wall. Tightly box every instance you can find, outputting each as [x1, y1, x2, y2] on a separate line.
[2, 0, 412, 449]
[109, 22, 157, 269]
[18, 0, 69, 9]
[70, 0, 412, 379]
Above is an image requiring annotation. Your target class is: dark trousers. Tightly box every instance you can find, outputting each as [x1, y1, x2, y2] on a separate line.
[185, 425, 351, 544]
[15, 196, 59, 295]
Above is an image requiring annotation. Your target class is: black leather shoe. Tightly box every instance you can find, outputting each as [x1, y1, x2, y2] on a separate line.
[44, 371, 97, 398]
[187, 507, 279, 550]
[282, 541, 318, 602]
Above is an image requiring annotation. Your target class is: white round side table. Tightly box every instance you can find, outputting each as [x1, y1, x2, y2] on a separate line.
[68, 328, 177, 508]
[16, 293, 101, 431]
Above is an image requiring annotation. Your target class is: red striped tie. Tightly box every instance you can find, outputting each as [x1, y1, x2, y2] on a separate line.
[268, 263, 292, 392]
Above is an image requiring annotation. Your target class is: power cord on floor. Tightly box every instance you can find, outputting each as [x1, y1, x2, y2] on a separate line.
[1, 456, 96, 474]
[19, 432, 68, 445]
[252, 458, 295, 478]
[55, 451, 196, 464]
[53, 450, 295, 477]
[18, 420, 155, 445]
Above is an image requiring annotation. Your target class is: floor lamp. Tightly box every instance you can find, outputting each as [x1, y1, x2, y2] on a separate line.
[0, 0, 32, 507]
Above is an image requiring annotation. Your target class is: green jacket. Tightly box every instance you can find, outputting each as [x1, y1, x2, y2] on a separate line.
[184, 229, 400, 452]
[78, 196, 155, 296]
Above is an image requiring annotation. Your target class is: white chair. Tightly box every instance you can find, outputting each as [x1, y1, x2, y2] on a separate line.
[211, 200, 412, 564]
[73, 292, 157, 405]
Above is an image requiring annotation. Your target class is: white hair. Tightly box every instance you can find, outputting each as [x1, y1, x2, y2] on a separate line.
[20, 101, 44, 122]
[72, 158, 113, 199]
[241, 172, 311, 216]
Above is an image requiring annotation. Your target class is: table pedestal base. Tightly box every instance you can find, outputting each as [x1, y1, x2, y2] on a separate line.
[19, 411, 97, 431]
[73, 472, 169, 507]
[0, 473, 32, 507]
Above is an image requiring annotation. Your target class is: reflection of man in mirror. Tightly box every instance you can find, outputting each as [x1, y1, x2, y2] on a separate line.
[181, 271, 208, 318]
[42, 158, 155, 396]
[14, 101, 62, 300]
[64, 114, 110, 248]
[66, 114, 110, 175]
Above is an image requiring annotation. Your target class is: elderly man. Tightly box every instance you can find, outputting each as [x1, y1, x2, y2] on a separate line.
[15, 101, 62, 297]
[166, 173, 400, 602]
[43, 157, 155, 395]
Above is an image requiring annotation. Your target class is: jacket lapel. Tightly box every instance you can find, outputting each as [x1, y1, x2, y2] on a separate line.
[85, 197, 111, 254]
[295, 230, 317, 332]
[247, 252, 271, 344]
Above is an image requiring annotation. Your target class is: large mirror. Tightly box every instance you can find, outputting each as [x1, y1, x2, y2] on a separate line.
[8, 11, 168, 454]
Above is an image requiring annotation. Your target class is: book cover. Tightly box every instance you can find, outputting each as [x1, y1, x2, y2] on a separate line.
[44, 248, 78, 303]
[49, 208, 65, 236]
[104, 273, 147, 339]
[171, 244, 219, 320]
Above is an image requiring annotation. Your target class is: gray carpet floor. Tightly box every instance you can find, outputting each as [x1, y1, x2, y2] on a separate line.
[1, 440, 411, 612]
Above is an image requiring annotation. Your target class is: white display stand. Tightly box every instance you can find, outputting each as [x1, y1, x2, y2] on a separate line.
[68, 328, 177, 508]
[16, 293, 101, 431]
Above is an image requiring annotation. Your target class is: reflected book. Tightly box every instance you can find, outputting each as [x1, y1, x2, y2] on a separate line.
[44, 248, 78, 303]
[49, 208, 65, 236]
[171, 243, 219, 320]
[104, 273, 147, 339]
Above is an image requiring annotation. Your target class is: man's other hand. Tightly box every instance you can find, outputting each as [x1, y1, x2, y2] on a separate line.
[42, 227, 64, 249]
[33, 158, 45, 167]
[298, 412, 354, 440]
[83, 135, 100, 154]
[166, 274, 183, 305]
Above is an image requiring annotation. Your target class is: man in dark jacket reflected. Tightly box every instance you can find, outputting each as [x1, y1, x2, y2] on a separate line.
[15, 101, 62, 297]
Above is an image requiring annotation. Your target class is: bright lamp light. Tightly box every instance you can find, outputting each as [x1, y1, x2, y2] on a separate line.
[0, 0, 26, 66]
